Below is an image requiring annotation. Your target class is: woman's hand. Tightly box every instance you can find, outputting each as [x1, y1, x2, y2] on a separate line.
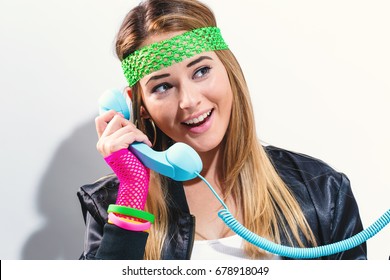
[95, 110, 152, 158]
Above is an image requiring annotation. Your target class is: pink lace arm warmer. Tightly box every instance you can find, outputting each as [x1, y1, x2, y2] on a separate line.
[104, 148, 150, 210]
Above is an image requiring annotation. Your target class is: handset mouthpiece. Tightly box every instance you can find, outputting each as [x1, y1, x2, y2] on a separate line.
[130, 142, 202, 181]
[166, 142, 203, 181]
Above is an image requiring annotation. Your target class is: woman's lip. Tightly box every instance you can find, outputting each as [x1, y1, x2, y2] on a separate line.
[181, 109, 213, 124]
[183, 109, 213, 134]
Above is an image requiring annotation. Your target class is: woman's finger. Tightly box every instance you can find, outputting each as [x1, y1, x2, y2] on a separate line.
[95, 110, 118, 138]
[97, 112, 132, 139]
[97, 129, 152, 157]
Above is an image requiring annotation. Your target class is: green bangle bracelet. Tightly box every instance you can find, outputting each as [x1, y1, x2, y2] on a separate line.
[107, 204, 155, 224]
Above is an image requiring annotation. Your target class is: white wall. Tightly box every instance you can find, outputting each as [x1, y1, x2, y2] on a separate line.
[0, 0, 388, 260]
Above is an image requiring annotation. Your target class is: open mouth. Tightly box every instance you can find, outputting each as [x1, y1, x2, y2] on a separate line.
[182, 109, 213, 127]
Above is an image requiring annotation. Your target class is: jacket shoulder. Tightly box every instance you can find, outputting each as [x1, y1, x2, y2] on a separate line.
[263, 145, 351, 211]
[264, 145, 346, 187]
[77, 174, 119, 225]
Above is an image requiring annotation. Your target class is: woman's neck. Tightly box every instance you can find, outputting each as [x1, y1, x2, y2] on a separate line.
[190, 143, 224, 186]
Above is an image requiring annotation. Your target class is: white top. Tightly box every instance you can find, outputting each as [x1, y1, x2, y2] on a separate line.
[191, 234, 280, 260]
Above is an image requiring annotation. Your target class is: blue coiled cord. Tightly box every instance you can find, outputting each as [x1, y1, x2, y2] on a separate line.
[196, 172, 390, 259]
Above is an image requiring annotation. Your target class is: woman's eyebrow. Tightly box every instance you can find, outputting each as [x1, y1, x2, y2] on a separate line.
[186, 56, 213, 68]
[145, 56, 212, 85]
[146, 73, 170, 85]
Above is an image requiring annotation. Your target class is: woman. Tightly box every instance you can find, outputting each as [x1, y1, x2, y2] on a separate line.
[78, 0, 366, 260]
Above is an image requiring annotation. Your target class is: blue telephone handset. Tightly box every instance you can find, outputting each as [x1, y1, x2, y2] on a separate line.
[98, 89, 203, 181]
[99, 89, 389, 259]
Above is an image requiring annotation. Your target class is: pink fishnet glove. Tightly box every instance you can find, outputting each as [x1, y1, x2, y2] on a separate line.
[104, 148, 150, 210]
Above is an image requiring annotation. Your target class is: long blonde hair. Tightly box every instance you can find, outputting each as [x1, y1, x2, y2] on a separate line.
[115, 0, 317, 259]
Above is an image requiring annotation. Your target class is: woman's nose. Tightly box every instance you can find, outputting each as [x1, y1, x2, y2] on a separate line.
[179, 84, 201, 110]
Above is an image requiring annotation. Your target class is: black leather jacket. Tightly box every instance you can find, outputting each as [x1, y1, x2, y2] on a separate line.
[77, 146, 367, 260]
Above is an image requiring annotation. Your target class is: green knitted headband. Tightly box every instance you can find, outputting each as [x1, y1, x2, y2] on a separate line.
[121, 27, 229, 86]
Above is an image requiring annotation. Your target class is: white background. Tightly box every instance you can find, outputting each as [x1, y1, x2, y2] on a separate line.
[0, 0, 388, 260]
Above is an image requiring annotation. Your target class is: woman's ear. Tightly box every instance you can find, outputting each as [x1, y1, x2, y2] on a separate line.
[140, 105, 151, 119]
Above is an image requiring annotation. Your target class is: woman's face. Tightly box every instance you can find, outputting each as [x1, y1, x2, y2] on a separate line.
[139, 33, 233, 153]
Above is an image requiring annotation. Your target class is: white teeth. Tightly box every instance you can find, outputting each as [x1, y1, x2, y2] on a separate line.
[185, 110, 211, 125]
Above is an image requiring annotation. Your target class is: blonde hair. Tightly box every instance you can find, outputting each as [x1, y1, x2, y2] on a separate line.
[115, 0, 317, 259]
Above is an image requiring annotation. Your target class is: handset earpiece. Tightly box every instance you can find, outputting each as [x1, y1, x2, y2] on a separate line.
[98, 89, 203, 181]
[98, 89, 131, 120]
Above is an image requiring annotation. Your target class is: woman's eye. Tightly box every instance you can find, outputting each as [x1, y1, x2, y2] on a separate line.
[152, 83, 172, 94]
[193, 66, 211, 79]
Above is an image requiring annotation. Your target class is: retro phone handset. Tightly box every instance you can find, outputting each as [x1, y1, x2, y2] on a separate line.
[99, 89, 390, 259]
[99, 89, 202, 181]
